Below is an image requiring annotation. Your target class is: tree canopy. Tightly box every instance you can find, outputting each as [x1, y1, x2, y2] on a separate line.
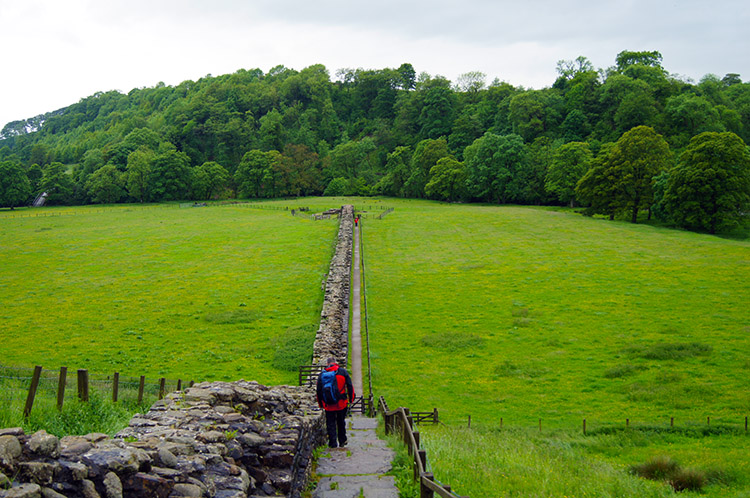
[1, 52, 748, 233]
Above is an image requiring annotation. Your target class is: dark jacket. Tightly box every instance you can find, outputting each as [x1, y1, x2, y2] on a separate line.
[316, 364, 354, 411]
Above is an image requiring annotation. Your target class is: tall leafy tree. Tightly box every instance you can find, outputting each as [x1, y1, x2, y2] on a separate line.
[663, 132, 750, 233]
[85, 164, 125, 204]
[126, 148, 154, 203]
[608, 126, 672, 222]
[406, 138, 450, 197]
[235, 150, 270, 198]
[39, 162, 75, 205]
[545, 142, 592, 207]
[192, 161, 230, 200]
[0, 160, 31, 209]
[148, 150, 192, 201]
[425, 156, 466, 202]
[576, 143, 618, 219]
[464, 133, 526, 203]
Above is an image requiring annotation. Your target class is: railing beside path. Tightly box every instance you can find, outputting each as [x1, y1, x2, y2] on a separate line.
[379, 396, 465, 498]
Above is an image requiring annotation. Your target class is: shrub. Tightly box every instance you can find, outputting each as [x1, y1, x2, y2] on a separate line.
[630, 456, 706, 493]
[629, 342, 712, 360]
[669, 468, 706, 492]
[629, 455, 680, 481]
[603, 364, 645, 378]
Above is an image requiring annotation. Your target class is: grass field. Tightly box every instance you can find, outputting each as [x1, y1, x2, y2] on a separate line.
[362, 200, 749, 497]
[0, 202, 338, 385]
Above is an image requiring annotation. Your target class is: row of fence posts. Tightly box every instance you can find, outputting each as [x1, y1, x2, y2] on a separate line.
[22, 365, 192, 418]
[464, 415, 749, 433]
[380, 397, 463, 498]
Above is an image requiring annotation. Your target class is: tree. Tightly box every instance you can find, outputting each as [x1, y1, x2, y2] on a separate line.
[425, 157, 466, 202]
[464, 133, 527, 203]
[85, 165, 125, 204]
[615, 50, 663, 71]
[0, 160, 31, 209]
[545, 142, 592, 207]
[418, 86, 455, 139]
[455, 71, 487, 93]
[576, 143, 618, 219]
[126, 148, 154, 203]
[192, 161, 230, 200]
[375, 146, 412, 197]
[663, 132, 750, 233]
[39, 162, 75, 205]
[406, 138, 450, 197]
[324, 177, 348, 196]
[608, 126, 672, 222]
[235, 150, 270, 198]
[148, 150, 192, 201]
[282, 144, 322, 196]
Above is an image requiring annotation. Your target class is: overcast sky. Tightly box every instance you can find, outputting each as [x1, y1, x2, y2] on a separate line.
[1, 0, 747, 129]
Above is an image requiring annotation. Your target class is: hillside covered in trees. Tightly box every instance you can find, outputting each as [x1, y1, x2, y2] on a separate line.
[1, 50, 749, 233]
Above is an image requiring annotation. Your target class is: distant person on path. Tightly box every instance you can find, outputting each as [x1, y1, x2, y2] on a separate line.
[317, 357, 355, 448]
[354, 216, 359, 227]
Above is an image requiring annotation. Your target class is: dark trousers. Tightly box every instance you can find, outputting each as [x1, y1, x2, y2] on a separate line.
[325, 409, 347, 447]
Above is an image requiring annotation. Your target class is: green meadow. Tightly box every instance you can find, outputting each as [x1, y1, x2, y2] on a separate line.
[362, 200, 749, 497]
[2, 198, 748, 495]
[0, 203, 338, 385]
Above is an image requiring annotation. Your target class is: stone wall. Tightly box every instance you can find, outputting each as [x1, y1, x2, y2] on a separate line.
[312, 205, 353, 367]
[0, 205, 356, 498]
[0, 381, 324, 498]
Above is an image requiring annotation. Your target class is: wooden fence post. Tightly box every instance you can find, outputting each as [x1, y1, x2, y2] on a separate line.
[583, 419, 586, 435]
[539, 418, 542, 431]
[23, 366, 43, 417]
[177, 379, 182, 391]
[77, 369, 89, 402]
[468, 415, 471, 429]
[420, 472, 434, 498]
[745, 416, 748, 432]
[57, 367, 67, 411]
[138, 376, 145, 404]
[159, 378, 166, 399]
[433, 408, 439, 424]
[112, 372, 119, 402]
[626, 418, 629, 428]
[707, 416, 710, 426]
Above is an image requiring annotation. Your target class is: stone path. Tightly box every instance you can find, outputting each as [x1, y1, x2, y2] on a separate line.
[350, 223, 363, 397]
[312, 220, 398, 497]
[313, 417, 398, 498]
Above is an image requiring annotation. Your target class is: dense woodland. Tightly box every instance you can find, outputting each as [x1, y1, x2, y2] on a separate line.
[1, 50, 749, 233]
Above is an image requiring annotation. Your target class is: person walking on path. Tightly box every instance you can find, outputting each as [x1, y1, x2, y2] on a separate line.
[317, 357, 355, 448]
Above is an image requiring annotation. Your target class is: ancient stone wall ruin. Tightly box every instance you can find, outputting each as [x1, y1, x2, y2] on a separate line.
[312, 205, 353, 367]
[0, 206, 355, 498]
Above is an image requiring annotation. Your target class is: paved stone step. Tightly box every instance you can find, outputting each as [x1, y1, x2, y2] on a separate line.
[313, 416, 398, 498]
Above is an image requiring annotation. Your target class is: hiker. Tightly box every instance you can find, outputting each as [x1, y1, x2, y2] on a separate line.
[354, 216, 359, 227]
[316, 357, 355, 448]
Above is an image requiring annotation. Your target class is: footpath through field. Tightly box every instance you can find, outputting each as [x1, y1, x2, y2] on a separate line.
[313, 221, 398, 498]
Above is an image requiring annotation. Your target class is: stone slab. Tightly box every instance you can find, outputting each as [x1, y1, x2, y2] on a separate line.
[313, 475, 398, 498]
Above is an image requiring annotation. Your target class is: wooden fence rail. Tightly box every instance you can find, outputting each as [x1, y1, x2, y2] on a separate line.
[379, 396, 465, 498]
